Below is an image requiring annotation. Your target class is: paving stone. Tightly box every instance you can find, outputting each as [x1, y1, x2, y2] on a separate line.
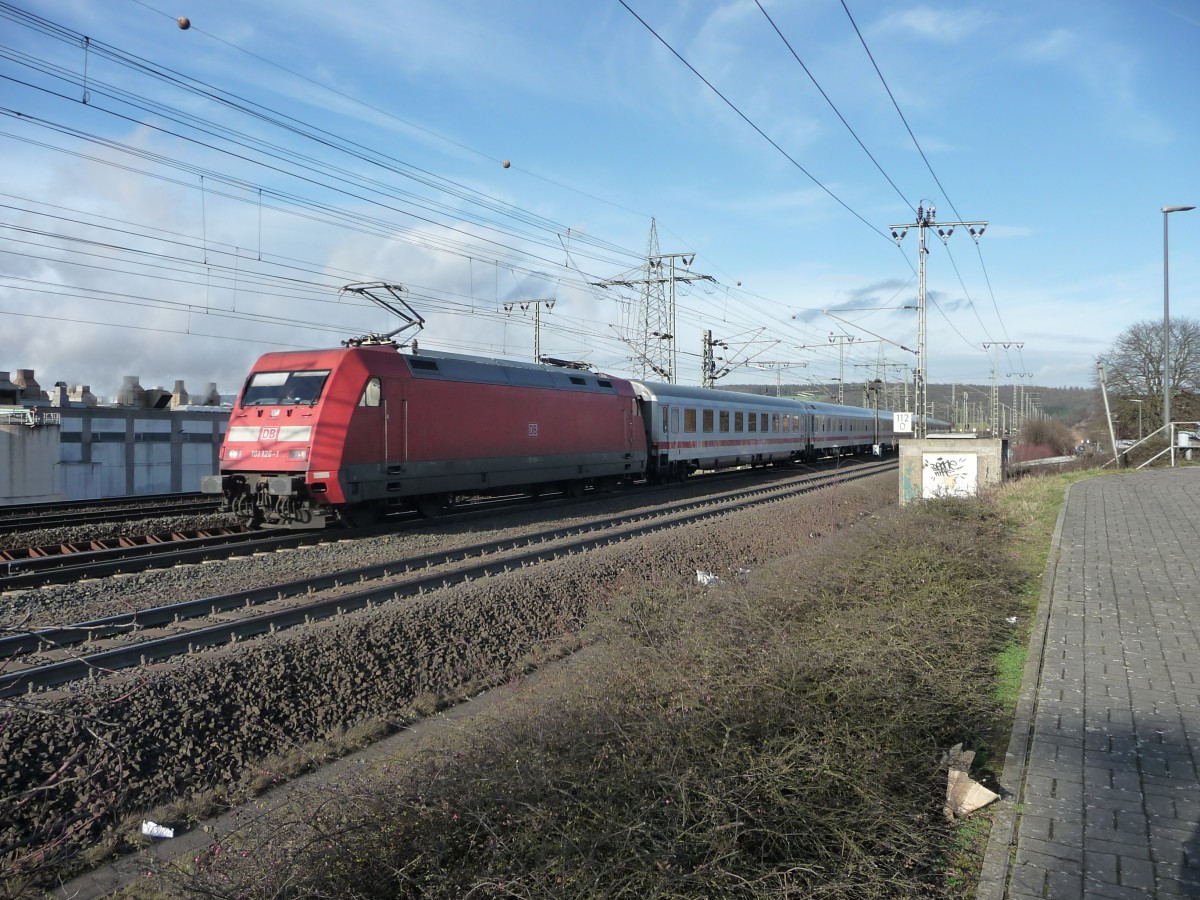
[979, 471, 1200, 900]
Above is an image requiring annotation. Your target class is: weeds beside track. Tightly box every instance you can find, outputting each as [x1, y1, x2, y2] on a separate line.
[170, 475, 1071, 899]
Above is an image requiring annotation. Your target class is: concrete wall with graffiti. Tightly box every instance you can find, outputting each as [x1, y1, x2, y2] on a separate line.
[898, 436, 1007, 505]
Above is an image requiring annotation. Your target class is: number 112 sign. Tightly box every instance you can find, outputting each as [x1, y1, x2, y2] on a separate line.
[893, 412, 913, 433]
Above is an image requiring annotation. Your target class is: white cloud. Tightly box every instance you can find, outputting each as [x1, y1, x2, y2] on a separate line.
[873, 7, 994, 44]
[1015, 26, 1172, 146]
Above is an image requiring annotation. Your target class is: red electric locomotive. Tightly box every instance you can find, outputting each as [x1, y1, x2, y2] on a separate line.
[202, 346, 648, 526]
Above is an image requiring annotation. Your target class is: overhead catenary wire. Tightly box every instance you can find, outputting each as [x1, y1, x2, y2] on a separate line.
[0, 5, 878, 374]
[616, 0, 892, 243]
[0, 4, 641, 262]
[840, 0, 1016, 354]
[753, 0, 915, 215]
[0, 1, 1010, 391]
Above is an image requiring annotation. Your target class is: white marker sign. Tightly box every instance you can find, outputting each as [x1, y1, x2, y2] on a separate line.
[894, 411, 913, 433]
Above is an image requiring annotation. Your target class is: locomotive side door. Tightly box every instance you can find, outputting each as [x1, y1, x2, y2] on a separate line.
[358, 377, 406, 470]
[383, 379, 405, 467]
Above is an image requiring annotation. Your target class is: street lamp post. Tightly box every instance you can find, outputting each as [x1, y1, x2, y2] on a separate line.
[1162, 205, 1195, 436]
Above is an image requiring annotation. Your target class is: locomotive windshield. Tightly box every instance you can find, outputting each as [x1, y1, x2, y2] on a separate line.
[240, 370, 331, 406]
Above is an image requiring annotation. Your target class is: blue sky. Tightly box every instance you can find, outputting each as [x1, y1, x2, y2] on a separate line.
[0, 0, 1196, 401]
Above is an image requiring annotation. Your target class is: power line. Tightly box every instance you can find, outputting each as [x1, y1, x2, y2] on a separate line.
[841, 0, 1016, 352]
[839, 0, 962, 224]
[753, 0, 914, 214]
[617, 0, 891, 242]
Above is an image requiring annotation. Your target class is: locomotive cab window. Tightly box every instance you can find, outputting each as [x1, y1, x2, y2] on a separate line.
[241, 369, 331, 407]
[359, 377, 381, 407]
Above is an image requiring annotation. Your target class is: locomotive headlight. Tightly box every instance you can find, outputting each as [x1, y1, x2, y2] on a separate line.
[288, 448, 308, 460]
[225, 449, 243, 459]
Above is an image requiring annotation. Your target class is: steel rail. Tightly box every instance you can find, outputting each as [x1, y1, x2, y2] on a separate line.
[0, 527, 327, 591]
[0, 491, 209, 517]
[0, 460, 894, 697]
[0, 499, 223, 535]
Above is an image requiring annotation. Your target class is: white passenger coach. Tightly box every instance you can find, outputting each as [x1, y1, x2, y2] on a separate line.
[630, 381, 898, 481]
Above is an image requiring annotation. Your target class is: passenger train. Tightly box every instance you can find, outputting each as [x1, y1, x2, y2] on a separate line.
[202, 345, 935, 526]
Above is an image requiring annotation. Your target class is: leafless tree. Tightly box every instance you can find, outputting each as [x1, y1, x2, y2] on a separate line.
[1095, 317, 1200, 434]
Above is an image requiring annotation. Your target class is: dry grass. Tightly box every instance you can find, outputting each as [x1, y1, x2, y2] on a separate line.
[172, 493, 1034, 899]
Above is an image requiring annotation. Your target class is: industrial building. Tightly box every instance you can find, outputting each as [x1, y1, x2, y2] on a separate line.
[0, 368, 229, 505]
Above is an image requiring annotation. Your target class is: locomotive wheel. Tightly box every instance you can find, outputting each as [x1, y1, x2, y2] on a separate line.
[340, 502, 383, 528]
[595, 475, 620, 493]
[416, 493, 448, 519]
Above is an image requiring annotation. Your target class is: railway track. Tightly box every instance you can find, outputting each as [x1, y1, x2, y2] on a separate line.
[0, 526, 331, 591]
[0, 458, 895, 697]
[0, 492, 222, 535]
[0, 456, 868, 590]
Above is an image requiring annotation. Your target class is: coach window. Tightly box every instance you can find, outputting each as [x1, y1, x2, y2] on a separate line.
[358, 377, 381, 407]
[734, 411, 744, 432]
[719, 410, 730, 433]
[702, 409, 714, 433]
[662, 407, 670, 434]
[748, 411, 757, 433]
[771, 413, 779, 432]
[671, 407, 680, 435]
[684, 408, 697, 433]
[782, 414, 790, 433]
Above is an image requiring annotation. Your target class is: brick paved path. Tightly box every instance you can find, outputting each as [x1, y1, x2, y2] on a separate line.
[982, 470, 1200, 899]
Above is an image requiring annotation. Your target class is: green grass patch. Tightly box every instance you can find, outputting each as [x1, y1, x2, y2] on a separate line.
[994, 641, 1026, 711]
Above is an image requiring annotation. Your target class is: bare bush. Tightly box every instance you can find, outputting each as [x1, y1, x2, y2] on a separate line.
[174, 493, 1025, 899]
